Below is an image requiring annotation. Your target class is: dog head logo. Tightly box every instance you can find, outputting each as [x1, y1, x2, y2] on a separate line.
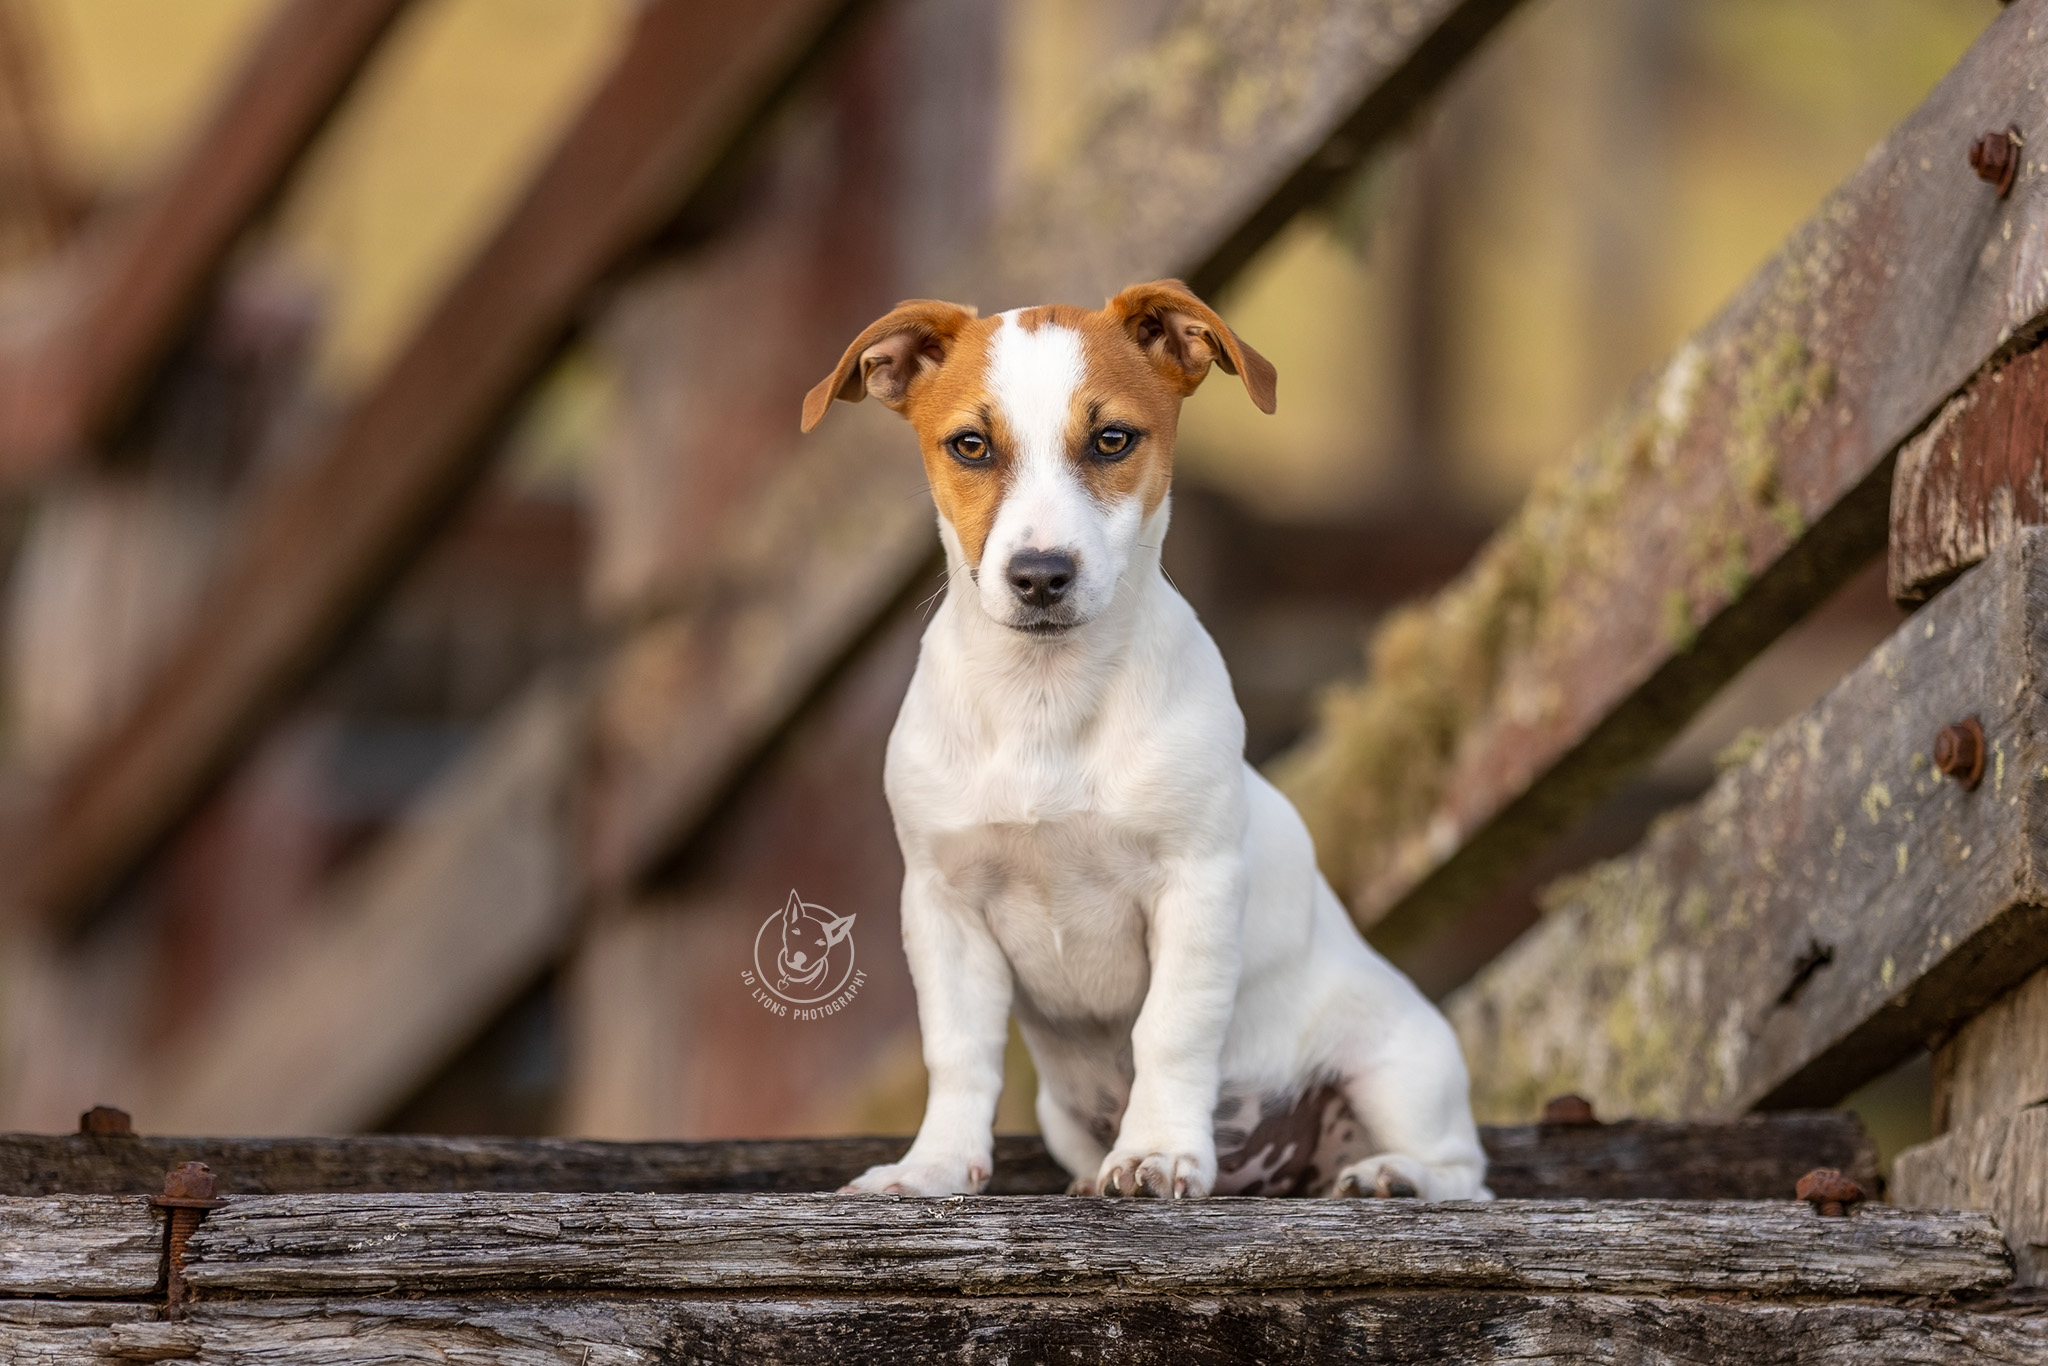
[753, 890, 857, 1006]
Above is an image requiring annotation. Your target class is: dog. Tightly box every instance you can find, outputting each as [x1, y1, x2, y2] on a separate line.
[801, 280, 1489, 1201]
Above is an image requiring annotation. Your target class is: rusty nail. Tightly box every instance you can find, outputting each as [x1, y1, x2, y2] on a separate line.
[78, 1105, 132, 1135]
[1796, 1167, 1865, 1217]
[149, 1163, 224, 1315]
[1934, 716, 1986, 789]
[1540, 1094, 1599, 1126]
[1969, 125, 2023, 198]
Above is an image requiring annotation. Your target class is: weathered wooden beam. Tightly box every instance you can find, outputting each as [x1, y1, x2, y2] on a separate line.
[0, 0, 415, 482]
[0, 1195, 159, 1297]
[1446, 528, 2048, 1123]
[0, 1112, 1876, 1201]
[1271, 1, 2048, 973]
[964, 0, 1527, 307]
[1891, 342, 2048, 603]
[589, 0, 1533, 892]
[113, 677, 587, 1136]
[1475, 1112, 1876, 1201]
[174, 1195, 2011, 1298]
[14, 0, 862, 931]
[8, 1294, 2045, 1365]
[1895, 1107, 2048, 1287]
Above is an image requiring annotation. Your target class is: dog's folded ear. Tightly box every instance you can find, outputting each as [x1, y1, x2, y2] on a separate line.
[1108, 280, 1277, 414]
[802, 300, 979, 432]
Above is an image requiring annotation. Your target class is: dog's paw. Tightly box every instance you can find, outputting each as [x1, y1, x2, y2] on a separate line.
[1332, 1152, 1494, 1201]
[839, 1157, 990, 1196]
[1095, 1148, 1212, 1199]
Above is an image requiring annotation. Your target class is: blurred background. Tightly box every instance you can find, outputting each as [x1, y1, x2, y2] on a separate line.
[0, 0, 1999, 1163]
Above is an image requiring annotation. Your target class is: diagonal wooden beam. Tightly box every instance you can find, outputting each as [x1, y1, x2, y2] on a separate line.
[1272, 0, 2048, 977]
[0, 0, 417, 483]
[587, 0, 1531, 893]
[1446, 527, 2048, 1123]
[15, 0, 864, 931]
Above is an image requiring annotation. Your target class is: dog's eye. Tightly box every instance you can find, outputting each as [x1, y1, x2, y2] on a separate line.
[1093, 427, 1134, 459]
[948, 432, 990, 463]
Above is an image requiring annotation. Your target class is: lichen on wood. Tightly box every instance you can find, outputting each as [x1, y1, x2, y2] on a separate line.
[1272, 0, 2048, 959]
[1446, 530, 2048, 1123]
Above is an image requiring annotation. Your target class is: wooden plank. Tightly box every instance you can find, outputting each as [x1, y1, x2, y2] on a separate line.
[1, 1295, 2040, 1365]
[0, 0, 415, 482]
[14, 0, 862, 931]
[0, 1112, 1875, 1201]
[1935, 965, 2048, 1134]
[1477, 1112, 1877, 1201]
[0, 1195, 159, 1297]
[589, 0, 1533, 891]
[0, 1133, 1066, 1199]
[112, 677, 587, 1136]
[1895, 1107, 2048, 1287]
[1270, 1, 2048, 973]
[1892, 344, 2048, 604]
[179, 1195, 2010, 1297]
[1446, 528, 2048, 1123]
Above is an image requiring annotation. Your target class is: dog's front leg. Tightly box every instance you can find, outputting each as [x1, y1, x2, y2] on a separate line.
[1099, 853, 1244, 1199]
[842, 866, 1011, 1196]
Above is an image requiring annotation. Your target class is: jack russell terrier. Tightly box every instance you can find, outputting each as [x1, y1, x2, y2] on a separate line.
[801, 280, 1489, 1201]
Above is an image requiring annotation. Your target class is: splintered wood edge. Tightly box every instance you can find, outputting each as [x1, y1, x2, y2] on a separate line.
[0, 1195, 161, 1297]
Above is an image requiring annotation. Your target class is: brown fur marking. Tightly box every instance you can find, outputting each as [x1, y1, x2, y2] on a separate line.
[803, 282, 1274, 570]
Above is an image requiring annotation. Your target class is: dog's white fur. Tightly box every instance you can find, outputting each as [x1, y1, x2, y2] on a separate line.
[812, 291, 1489, 1201]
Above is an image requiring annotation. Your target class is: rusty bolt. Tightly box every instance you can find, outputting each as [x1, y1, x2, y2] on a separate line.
[1934, 716, 1986, 789]
[78, 1105, 132, 1135]
[1796, 1167, 1866, 1216]
[1541, 1094, 1599, 1126]
[149, 1163, 224, 1314]
[1969, 125, 2023, 198]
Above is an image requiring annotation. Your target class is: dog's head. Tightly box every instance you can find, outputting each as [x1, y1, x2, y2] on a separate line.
[802, 280, 1275, 635]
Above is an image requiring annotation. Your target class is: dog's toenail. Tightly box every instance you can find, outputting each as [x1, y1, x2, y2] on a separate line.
[1384, 1178, 1418, 1198]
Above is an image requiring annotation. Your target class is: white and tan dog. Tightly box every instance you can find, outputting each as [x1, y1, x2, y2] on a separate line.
[802, 280, 1488, 1201]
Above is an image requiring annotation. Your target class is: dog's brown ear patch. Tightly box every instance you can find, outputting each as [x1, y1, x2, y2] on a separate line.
[802, 299, 979, 432]
[1107, 279, 1276, 414]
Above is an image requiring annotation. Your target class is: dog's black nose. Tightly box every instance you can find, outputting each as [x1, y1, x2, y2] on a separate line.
[1007, 548, 1076, 608]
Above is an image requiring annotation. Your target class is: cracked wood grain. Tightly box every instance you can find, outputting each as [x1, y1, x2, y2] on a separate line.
[0, 1196, 159, 1297]
[5, 1293, 2045, 1364]
[166, 1194, 2012, 1298]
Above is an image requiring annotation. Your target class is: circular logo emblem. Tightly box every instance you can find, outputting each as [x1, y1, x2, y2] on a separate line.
[752, 889, 858, 1006]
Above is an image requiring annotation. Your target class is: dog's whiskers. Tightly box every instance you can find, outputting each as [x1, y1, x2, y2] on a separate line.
[918, 564, 968, 621]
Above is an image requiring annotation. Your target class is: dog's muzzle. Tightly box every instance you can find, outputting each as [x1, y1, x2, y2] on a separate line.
[1005, 548, 1085, 632]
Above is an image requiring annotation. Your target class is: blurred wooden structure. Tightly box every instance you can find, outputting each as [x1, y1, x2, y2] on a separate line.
[1, 0, 2047, 1355]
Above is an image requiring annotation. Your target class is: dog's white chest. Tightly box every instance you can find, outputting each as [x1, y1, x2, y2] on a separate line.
[922, 778, 1159, 1027]
[888, 595, 1242, 1031]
